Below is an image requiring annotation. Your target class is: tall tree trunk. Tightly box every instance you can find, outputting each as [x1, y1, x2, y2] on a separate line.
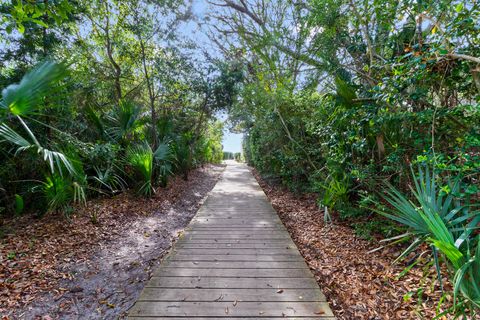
[376, 133, 385, 160]
[472, 67, 480, 94]
[139, 39, 158, 149]
[104, 8, 122, 104]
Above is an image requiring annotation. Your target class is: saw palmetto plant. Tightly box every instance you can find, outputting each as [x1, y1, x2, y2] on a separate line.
[372, 166, 480, 316]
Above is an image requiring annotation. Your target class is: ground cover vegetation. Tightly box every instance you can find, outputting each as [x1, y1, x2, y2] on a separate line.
[0, 1, 234, 315]
[0, 0, 479, 318]
[208, 0, 480, 317]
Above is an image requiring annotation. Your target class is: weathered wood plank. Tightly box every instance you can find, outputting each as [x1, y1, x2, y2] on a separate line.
[184, 231, 289, 235]
[175, 239, 294, 244]
[176, 243, 296, 249]
[185, 225, 286, 231]
[146, 276, 319, 289]
[181, 235, 292, 240]
[128, 301, 334, 317]
[138, 288, 326, 302]
[168, 254, 301, 262]
[189, 224, 286, 229]
[127, 162, 334, 319]
[129, 317, 337, 320]
[194, 218, 280, 221]
[152, 268, 313, 278]
[189, 221, 284, 227]
[162, 260, 308, 269]
[171, 248, 301, 255]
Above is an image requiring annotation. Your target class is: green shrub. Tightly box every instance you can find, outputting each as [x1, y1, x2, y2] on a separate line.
[41, 173, 86, 214]
[91, 164, 126, 195]
[372, 166, 480, 316]
[153, 140, 175, 187]
[126, 144, 154, 196]
[223, 151, 234, 160]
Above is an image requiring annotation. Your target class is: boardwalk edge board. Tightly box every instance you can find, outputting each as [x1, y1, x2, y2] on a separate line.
[128, 163, 335, 319]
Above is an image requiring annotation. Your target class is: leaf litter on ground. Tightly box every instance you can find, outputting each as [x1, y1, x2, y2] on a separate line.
[253, 168, 456, 320]
[1, 164, 225, 319]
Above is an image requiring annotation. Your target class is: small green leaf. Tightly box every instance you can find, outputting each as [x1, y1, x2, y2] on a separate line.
[15, 194, 24, 215]
[30, 18, 49, 28]
[17, 22, 25, 34]
[455, 3, 463, 13]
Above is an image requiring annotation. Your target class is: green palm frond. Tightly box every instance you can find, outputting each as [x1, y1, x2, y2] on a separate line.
[1, 60, 66, 117]
[92, 165, 126, 194]
[0, 60, 75, 177]
[374, 166, 479, 245]
[43, 174, 70, 212]
[154, 140, 174, 162]
[0, 123, 31, 150]
[40, 147, 76, 176]
[154, 139, 176, 187]
[450, 238, 480, 309]
[41, 173, 86, 212]
[0, 123, 75, 175]
[107, 100, 143, 142]
[373, 165, 480, 313]
[126, 144, 154, 196]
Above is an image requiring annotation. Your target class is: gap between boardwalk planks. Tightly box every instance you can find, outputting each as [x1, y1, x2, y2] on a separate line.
[127, 162, 335, 319]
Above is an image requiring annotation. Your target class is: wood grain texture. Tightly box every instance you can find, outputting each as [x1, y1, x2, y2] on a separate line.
[128, 162, 334, 319]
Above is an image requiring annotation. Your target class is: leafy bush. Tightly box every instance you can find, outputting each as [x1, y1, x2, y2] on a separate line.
[153, 140, 175, 187]
[126, 144, 154, 196]
[0, 57, 226, 216]
[0, 61, 75, 177]
[107, 100, 144, 143]
[372, 166, 480, 315]
[41, 173, 86, 215]
[173, 137, 192, 180]
[223, 151, 234, 160]
[91, 165, 126, 195]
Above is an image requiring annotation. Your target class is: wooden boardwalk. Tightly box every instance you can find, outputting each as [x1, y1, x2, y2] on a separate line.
[128, 161, 335, 319]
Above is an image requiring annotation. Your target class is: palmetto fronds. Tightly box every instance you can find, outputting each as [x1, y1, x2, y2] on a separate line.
[1, 60, 66, 117]
[0, 123, 76, 176]
[92, 165, 126, 195]
[107, 100, 143, 142]
[373, 166, 480, 313]
[0, 61, 75, 177]
[126, 144, 154, 196]
[154, 139, 176, 187]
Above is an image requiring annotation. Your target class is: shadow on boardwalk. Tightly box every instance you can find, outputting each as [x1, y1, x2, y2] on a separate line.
[128, 162, 335, 319]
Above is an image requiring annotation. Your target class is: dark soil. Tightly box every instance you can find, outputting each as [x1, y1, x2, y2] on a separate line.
[1, 164, 225, 319]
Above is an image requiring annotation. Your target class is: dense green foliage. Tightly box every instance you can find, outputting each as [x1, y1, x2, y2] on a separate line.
[223, 151, 242, 161]
[0, 1, 227, 216]
[372, 167, 480, 314]
[1, 0, 479, 316]
[209, 0, 479, 316]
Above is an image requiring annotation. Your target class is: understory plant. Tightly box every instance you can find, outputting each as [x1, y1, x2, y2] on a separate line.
[372, 166, 480, 317]
[126, 144, 154, 196]
[41, 173, 86, 214]
[153, 140, 175, 188]
[0, 61, 75, 176]
[317, 175, 350, 224]
[91, 164, 126, 195]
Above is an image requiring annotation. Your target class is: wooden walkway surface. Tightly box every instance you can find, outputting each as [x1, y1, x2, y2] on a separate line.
[128, 161, 335, 319]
